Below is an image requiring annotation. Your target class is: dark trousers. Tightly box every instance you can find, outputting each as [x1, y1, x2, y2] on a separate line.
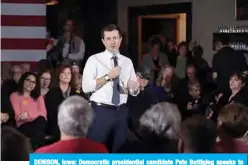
[18, 116, 46, 148]
[87, 103, 128, 152]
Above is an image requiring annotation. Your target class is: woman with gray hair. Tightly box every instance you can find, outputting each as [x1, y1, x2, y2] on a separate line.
[118, 102, 181, 153]
[36, 96, 107, 153]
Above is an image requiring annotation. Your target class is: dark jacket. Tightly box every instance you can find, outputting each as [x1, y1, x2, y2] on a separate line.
[45, 87, 79, 140]
[1, 79, 18, 127]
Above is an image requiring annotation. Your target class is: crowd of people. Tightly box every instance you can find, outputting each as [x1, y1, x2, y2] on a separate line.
[1, 23, 248, 161]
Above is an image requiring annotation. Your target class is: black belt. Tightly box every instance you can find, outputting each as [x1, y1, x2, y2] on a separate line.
[90, 101, 125, 109]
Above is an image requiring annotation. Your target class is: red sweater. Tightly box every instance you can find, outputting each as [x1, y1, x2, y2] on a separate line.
[35, 138, 108, 153]
[216, 138, 248, 153]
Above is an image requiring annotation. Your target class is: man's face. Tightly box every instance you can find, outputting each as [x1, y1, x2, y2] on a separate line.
[189, 86, 201, 99]
[187, 67, 196, 81]
[102, 30, 122, 54]
[64, 20, 73, 32]
[151, 44, 160, 54]
[168, 41, 175, 51]
[179, 46, 187, 56]
[12, 65, 22, 82]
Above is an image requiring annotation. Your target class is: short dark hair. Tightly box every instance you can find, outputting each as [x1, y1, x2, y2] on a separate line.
[57, 64, 72, 81]
[216, 34, 230, 45]
[1, 126, 32, 161]
[101, 24, 122, 39]
[17, 72, 40, 100]
[229, 72, 245, 84]
[38, 70, 52, 88]
[150, 38, 162, 47]
[181, 115, 217, 153]
[178, 41, 188, 50]
[38, 69, 51, 79]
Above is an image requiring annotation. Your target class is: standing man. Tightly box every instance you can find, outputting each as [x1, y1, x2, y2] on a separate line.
[212, 34, 248, 92]
[48, 19, 85, 68]
[82, 24, 139, 152]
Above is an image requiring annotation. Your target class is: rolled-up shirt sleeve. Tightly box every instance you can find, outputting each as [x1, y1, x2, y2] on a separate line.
[62, 39, 85, 60]
[68, 40, 85, 60]
[82, 56, 97, 93]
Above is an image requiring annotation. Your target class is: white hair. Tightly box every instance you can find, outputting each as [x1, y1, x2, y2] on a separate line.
[139, 102, 181, 139]
[58, 96, 94, 137]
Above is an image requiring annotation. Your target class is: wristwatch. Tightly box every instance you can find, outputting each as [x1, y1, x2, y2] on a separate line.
[104, 74, 110, 82]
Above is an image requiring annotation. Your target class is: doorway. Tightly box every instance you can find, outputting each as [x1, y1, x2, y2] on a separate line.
[128, 2, 192, 68]
[138, 13, 186, 64]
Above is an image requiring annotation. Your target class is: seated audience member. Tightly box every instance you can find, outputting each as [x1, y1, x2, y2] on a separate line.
[1, 64, 22, 127]
[142, 38, 170, 84]
[39, 70, 52, 96]
[127, 67, 156, 133]
[1, 62, 12, 81]
[71, 73, 86, 98]
[20, 63, 31, 74]
[36, 96, 108, 153]
[174, 42, 193, 79]
[218, 72, 248, 106]
[178, 81, 206, 119]
[179, 115, 217, 153]
[10, 72, 47, 146]
[176, 65, 200, 96]
[211, 73, 248, 121]
[156, 65, 178, 103]
[1, 126, 32, 161]
[71, 62, 80, 74]
[166, 39, 177, 67]
[216, 103, 248, 153]
[45, 65, 78, 141]
[118, 102, 181, 153]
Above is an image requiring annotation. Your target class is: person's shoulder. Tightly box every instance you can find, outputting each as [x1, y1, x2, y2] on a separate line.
[37, 95, 45, 100]
[82, 138, 108, 152]
[85, 52, 104, 63]
[10, 92, 19, 98]
[88, 52, 105, 59]
[119, 54, 133, 63]
[35, 143, 57, 153]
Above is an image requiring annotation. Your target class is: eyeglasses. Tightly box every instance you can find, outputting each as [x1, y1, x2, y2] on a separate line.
[25, 79, 36, 85]
[40, 77, 51, 81]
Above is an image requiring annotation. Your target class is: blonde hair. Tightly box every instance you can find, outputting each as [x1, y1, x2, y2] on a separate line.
[156, 65, 174, 88]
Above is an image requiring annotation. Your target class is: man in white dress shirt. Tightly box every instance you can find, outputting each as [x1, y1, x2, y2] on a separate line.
[82, 24, 139, 152]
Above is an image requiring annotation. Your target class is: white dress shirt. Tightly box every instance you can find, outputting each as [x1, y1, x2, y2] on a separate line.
[62, 39, 85, 60]
[82, 50, 138, 105]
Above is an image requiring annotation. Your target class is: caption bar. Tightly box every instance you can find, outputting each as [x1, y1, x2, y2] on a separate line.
[30, 154, 247, 165]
